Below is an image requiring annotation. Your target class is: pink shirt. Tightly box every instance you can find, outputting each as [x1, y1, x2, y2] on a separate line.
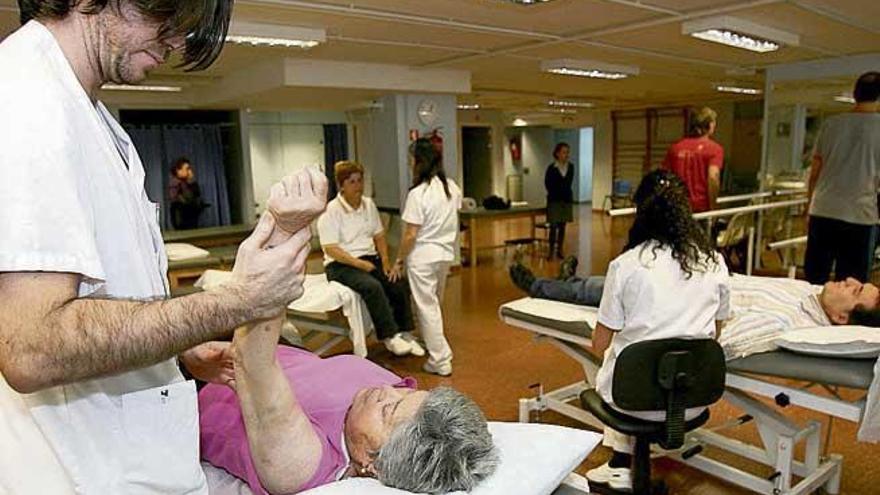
[199, 346, 416, 494]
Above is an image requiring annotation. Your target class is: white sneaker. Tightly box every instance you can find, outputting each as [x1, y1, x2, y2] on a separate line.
[400, 333, 426, 357]
[422, 361, 452, 377]
[384, 334, 412, 356]
[586, 462, 632, 492]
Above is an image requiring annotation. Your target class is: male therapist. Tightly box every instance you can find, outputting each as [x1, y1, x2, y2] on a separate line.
[0, 1, 326, 493]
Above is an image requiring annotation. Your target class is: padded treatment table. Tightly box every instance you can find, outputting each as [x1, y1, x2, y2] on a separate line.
[499, 297, 875, 494]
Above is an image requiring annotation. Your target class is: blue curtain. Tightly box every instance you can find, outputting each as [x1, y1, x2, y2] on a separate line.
[125, 124, 231, 229]
[323, 124, 349, 200]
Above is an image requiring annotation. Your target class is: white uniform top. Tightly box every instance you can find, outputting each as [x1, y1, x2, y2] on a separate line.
[402, 177, 462, 263]
[317, 195, 384, 265]
[0, 22, 206, 494]
[596, 242, 730, 418]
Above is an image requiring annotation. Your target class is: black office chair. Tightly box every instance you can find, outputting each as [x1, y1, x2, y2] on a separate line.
[580, 338, 726, 494]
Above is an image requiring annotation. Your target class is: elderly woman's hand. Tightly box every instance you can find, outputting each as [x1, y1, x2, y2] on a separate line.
[266, 167, 328, 246]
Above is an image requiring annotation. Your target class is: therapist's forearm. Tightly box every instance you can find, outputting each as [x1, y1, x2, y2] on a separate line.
[806, 155, 822, 210]
[0, 273, 266, 394]
[233, 316, 322, 494]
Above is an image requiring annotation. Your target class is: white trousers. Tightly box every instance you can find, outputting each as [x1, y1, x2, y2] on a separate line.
[407, 261, 453, 367]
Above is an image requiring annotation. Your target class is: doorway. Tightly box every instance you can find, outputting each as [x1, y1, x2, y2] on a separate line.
[462, 126, 493, 201]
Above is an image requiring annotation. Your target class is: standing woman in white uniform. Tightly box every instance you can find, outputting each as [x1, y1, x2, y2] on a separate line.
[392, 138, 462, 376]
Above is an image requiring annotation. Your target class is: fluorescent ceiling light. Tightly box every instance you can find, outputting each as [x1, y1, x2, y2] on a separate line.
[101, 84, 182, 92]
[541, 59, 638, 80]
[548, 99, 593, 108]
[500, 0, 556, 4]
[715, 85, 762, 95]
[549, 108, 577, 114]
[834, 95, 855, 104]
[682, 16, 799, 53]
[512, 118, 528, 127]
[457, 103, 481, 110]
[227, 21, 325, 49]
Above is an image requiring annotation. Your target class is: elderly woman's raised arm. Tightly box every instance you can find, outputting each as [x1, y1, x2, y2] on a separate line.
[232, 313, 323, 495]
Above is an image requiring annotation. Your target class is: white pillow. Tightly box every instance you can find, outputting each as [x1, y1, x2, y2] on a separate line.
[165, 242, 211, 261]
[301, 422, 601, 495]
[775, 325, 880, 359]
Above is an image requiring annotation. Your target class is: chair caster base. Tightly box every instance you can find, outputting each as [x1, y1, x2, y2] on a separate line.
[589, 481, 667, 495]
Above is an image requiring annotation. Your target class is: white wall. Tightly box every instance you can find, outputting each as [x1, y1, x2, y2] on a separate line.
[247, 111, 346, 213]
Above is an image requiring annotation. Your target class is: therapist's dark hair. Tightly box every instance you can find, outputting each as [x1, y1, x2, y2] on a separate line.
[18, 0, 232, 71]
[625, 169, 718, 278]
[410, 137, 451, 199]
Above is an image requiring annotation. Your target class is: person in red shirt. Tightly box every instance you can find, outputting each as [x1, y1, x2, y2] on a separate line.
[662, 107, 724, 212]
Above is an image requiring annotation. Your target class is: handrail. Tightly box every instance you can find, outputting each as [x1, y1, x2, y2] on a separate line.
[691, 198, 807, 220]
[608, 198, 807, 219]
[767, 235, 807, 251]
[717, 188, 805, 204]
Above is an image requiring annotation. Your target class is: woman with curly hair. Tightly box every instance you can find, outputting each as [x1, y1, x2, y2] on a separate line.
[585, 170, 730, 492]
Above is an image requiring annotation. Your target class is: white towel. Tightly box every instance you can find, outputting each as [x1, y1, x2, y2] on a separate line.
[501, 297, 598, 328]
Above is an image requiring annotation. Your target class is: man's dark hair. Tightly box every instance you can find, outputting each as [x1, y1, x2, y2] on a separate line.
[848, 304, 880, 327]
[18, 0, 232, 71]
[170, 156, 190, 176]
[853, 71, 880, 103]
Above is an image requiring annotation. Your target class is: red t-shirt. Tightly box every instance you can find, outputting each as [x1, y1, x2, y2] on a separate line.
[661, 137, 724, 212]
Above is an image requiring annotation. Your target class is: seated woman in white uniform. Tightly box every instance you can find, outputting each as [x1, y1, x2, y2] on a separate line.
[585, 170, 730, 492]
[317, 161, 425, 357]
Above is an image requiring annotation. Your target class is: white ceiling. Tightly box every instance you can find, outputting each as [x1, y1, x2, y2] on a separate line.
[1, 0, 877, 114]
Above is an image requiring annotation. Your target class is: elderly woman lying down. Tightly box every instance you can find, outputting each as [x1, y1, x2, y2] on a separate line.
[198, 314, 498, 495]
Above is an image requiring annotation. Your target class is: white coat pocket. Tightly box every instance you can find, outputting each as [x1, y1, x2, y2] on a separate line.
[121, 380, 207, 494]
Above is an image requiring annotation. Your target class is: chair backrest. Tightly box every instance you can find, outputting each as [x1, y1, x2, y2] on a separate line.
[611, 338, 725, 412]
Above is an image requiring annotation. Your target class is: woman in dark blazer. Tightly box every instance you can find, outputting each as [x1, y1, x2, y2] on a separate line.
[545, 142, 575, 259]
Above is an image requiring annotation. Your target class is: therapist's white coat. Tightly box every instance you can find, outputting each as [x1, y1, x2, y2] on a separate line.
[0, 22, 206, 494]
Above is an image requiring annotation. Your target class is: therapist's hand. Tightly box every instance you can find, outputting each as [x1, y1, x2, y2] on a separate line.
[180, 341, 235, 387]
[266, 167, 328, 245]
[231, 212, 311, 320]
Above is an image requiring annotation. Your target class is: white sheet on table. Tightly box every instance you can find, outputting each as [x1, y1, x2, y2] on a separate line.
[501, 298, 598, 328]
[858, 357, 880, 443]
[194, 270, 373, 357]
[164, 242, 211, 261]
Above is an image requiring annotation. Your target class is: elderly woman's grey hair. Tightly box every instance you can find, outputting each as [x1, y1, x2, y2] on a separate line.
[374, 387, 499, 493]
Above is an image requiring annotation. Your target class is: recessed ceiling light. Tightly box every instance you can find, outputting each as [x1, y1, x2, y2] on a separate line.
[834, 95, 855, 104]
[513, 118, 528, 127]
[548, 99, 594, 108]
[101, 84, 183, 92]
[227, 21, 325, 49]
[541, 59, 638, 80]
[715, 85, 762, 95]
[548, 108, 578, 114]
[457, 103, 481, 110]
[682, 16, 798, 53]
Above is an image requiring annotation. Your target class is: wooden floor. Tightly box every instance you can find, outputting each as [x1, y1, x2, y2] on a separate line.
[308, 205, 878, 495]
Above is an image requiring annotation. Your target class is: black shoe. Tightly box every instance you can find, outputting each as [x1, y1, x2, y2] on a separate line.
[558, 256, 579, 280]
[509, 262, 536, 295]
